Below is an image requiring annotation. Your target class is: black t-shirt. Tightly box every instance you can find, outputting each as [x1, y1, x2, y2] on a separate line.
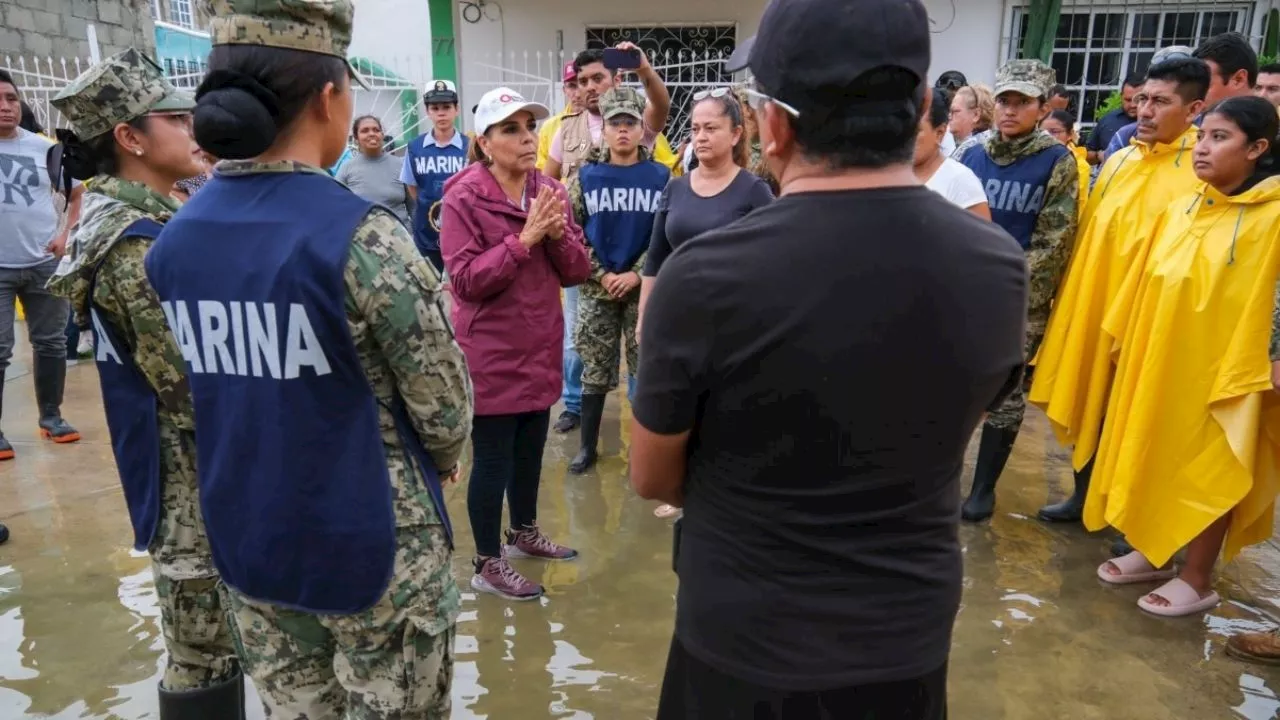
[634, 186, 1026, 691]
[643, 169, 774, 276]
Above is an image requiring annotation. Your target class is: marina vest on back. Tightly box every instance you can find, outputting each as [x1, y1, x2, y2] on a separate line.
[577, 160, 669, 272]
[91, 217, 166, 552]
[962, 142, 1069, 249]
[405, 132, 469, 254]
[145, 170, 449, 614]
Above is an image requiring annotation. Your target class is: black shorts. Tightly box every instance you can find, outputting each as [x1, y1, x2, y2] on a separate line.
[656, 636, 948, 720]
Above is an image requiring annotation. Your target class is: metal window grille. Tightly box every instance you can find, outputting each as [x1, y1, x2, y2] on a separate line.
[1003, 2, 1257, 130]
[169, 0, 194, 29]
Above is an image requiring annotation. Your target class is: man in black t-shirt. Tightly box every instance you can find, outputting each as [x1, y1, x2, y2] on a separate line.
[629, 0, 1028, 717]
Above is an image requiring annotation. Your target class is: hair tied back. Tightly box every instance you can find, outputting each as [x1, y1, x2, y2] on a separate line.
[194, 69, 283, 160]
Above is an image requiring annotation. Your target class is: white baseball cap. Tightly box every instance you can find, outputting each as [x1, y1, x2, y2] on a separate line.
[473, 86, 550, 135]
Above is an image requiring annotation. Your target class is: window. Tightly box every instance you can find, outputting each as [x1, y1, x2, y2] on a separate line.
[1006, 5, 1252, 129]
[168, 0, 194, 28]
[150, 0, 162, 20]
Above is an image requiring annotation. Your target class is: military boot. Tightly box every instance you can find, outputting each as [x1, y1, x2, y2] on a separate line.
[569, 393, 606, 475]
[158, 665, 247, 720]
[961, 426, 1018, 523]
[1039, 458, 1093, 523]
[34, 355, 79, 443]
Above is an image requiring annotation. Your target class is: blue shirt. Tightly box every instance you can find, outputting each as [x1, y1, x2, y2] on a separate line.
[1087, 107, 1135, 153]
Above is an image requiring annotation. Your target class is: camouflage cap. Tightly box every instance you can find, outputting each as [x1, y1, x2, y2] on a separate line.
[51, 48, 195, 141]
[600, 87, 645, 121]
[205, 0, 370, 89]
[994, 59, 1056, 99]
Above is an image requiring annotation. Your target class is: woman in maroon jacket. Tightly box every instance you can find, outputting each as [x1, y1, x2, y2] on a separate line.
[441, 87, 591, 601]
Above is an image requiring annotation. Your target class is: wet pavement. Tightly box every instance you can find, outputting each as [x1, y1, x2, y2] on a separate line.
[2, 331, 1280, 719]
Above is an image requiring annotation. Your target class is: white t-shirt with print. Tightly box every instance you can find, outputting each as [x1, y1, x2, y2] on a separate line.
[924, 156, 987, 211]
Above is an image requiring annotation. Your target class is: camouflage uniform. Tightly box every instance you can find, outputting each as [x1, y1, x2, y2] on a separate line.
[47, 49, 241, 692]
[564, 88, 650, 396]
[979, 61, 1080, 433]
[200, 2, 472, 717]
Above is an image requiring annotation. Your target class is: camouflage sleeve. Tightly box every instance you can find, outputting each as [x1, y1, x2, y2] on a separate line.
[1027, 154, 1080, 330]
[1271, 278, 1280, 362]
[344, 208, 474, 471]
[95, 237, 194, 420]
[630, 248, 648, 276]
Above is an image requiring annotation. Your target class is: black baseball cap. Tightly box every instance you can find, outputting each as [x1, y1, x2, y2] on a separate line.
[727, 0, 931, 108]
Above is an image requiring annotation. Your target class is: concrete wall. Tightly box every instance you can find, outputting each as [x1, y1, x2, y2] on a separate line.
[0, 0, 155, 61]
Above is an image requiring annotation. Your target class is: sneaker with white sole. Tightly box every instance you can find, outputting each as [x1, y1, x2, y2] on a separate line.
[506, 524, 579, 561]
[471, 555, 544, 601]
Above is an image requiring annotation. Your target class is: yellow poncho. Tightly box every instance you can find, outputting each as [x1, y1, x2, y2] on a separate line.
[1069, 144, 1089, 222]
[1085, 177, 1280, 567]
[1029, 126, 1200, 470]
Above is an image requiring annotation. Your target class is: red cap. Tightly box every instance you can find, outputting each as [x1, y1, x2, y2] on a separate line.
[563, 61, 577, 82]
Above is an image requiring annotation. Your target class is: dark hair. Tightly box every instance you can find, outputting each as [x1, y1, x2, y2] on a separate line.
[195, 45, 348, 160]
[1122, 72, 1145, 89]
[789, 67, 924, 170]
[692, 93, 749, 168]
[1145, 56, 1211, 104]
[1044, 109, 1075, 134]
[1204, 95, 1280, 177]
[18, 101, 43, 134]
[0, 69, 15, 95]
[52, 116, 152, 183]
[573, 49, 606, 76]
[926, 88, 948, 129]
[1193, 32, 1258, 87]
[1260, 63, 1280, 76]
[351, 114, 381, 137]
[1048, 84, 1069, 99]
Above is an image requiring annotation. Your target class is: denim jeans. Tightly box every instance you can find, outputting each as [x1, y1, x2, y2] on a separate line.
[561, 287, 583, 415]
[0, 260, 71, 372]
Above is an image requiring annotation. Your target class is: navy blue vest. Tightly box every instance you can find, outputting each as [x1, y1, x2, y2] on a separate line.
[961, 141, 1069, 249]
[145, 170, 449, 614]
[577, 160, 669, 272]
[405, 132, 469, 254]
[92, 217, 165, 552]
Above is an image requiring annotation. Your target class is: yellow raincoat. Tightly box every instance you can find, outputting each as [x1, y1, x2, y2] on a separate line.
[1085, 176, 1280, 567]
[1028, 126, 1200, 470]
[1069, 144, 1090, 221]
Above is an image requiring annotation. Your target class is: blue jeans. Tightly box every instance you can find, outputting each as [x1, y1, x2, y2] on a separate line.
[561, 287, 583, 415]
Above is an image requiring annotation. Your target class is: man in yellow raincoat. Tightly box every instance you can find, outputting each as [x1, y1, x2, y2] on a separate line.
[1088, 97, 1280, 619]
[1027, 54, 1210, 524]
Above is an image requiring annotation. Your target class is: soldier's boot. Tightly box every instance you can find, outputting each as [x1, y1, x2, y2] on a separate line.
[34, 355, 79, 443]
[1038, 457, 1093, 523]
[158, 665, 246, 720]
[569, 393, 606, 475]
[0, 373, 14, 460]
[961, 426, 1018, 523]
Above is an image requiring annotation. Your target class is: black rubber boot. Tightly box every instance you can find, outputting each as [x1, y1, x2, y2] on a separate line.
[569, 393, 606, 475]
[0, 372, 12, 460]
[34, 355, 79, 443]
[0, 523, 8, 544]
[1038, 457, 1093, 523]
[961, 426, 1019, 523]
[158, 665, 246, 720]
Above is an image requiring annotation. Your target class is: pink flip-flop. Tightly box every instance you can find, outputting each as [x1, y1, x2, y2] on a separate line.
[1097, 551, 1178, 585]
[1137, 578, 1220, 617]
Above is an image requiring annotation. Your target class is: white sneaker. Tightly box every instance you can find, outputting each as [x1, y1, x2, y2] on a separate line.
[76, 333, 94, 357]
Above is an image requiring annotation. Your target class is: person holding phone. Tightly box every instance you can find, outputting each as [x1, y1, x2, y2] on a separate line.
[441, 87, 591, 601]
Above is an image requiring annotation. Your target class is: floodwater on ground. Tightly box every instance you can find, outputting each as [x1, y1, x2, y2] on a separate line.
[1, 338, 1279, 719]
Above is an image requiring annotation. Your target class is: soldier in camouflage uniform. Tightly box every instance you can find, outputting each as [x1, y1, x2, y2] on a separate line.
[564, 88, 670, 474]
[958, 59, 1080, 522]
[46, 48, 244, 717]
[140, 1, 474, 717]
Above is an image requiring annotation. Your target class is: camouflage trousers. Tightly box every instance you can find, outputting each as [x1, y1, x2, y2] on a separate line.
[227, 524, 459, 719]
[151, 420, 240, 691]
[575, 290, 638, 396]
[985, 323, 1046, 433]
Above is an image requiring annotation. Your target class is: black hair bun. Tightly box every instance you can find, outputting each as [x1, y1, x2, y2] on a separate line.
[194, 69, 281, 160]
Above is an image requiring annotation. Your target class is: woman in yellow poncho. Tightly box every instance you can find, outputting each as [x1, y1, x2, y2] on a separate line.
[1040, 109, 1091, 222]
[1092, 97, 1280, 618]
